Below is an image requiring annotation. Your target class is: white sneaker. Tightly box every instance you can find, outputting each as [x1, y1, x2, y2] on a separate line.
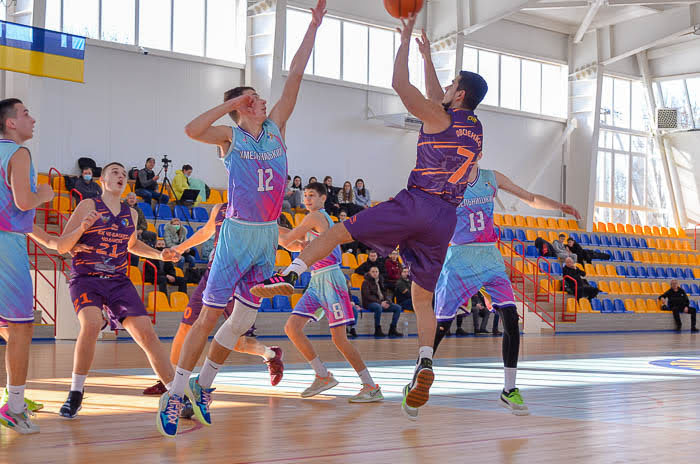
[348, 384, 384, 403]
[0, 404, 40, 434]
[301, 373, 339, 398]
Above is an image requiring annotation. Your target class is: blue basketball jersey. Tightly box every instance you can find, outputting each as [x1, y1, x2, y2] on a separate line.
[306, 209, 341, 271]
[451, 169, 499, 245]
[223, 119, 287, 222]
[0, 140, 36, 233]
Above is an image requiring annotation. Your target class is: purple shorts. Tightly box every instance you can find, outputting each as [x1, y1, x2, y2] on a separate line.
[69, 276, 148, 326]
[182, 270, 233, 326]
[344, 188, 457, 292]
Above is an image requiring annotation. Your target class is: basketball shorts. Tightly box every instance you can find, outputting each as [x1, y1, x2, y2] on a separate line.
[69, 275, 149, 325]
[292, 265, 355, 327]
[182, 269, 233, 326]
[0, 231, 33, 326]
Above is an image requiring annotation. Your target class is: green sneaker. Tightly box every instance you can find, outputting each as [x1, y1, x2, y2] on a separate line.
[1, 388, 43, 412]
[401, 384, 418, 421]
[499, 388, 529, 416]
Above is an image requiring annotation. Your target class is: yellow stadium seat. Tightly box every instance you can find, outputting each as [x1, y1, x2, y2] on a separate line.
[222, 190, 228, 203]
[585, 263, 596, 276]
[525, 216, 537, 228]
[494, 213, 504, 226]
[53, 195, 71, 212]
[641, 251, 652, 263]
[678, 228, 688, 238]
[129, 266, 143, 285]
[275, 250, 291, 267]
[632, 251, 642, 262]
[694, 268, 700, 279]
[147, 291, 171, 312]
[546, 218, 558, 229]
[291, 293, 303, 308]
[651, 226, 661, 236]
[579, 298, 592, 313]
[597, 281, 610, 293]
[606, 223, 616, 234]
[609, 281, 621, 294]
[592, 223, 599, 233]
[535, 230, 546, 240]
[514, 215, 526, 227]
[175, 267, 184, 278]
[330, 215, 338, 222]
[357, 253, 368, 266]
[557, 218, 568, 230]
[595, 264, 607, 276]
[539, 279, 562, 293]
[682, 241, 692, 251]
[664, 239, 674, 250]
[567, 219, 579, 230]
[616, 224, 625, 234]
[673, 240, 683, 251]
[146, 223, 156, 234]
[633, 225, 643, 235]
[566, 298, 578, 313]
[281, 211, 294, 227]
[169, 292, 189, 311]
[647, 238, 657, 249]
[678, 254, 688, 265]
[624, 298, 636, 312]
[350, 273, 364, 289]
[499, 244, 510, 257]
[605, 264, 617, 277]
[525, 230, 537, 241]
[204, 189, 222, 205]
[630, 282, 642, 295]
[660, 281, 670, 293]
[503, 214, 514, 226]
[596, 222, 606, 233]
[52, 175, 66, 192]
[342, 253, 358, 269]
[635, 299, 647, 313]
[669, 254, 679, 265]
[651, 282, 663, 294]
[536, 217, 547, 229]
[669, 228, 678, 238]
[37, 173, 49, 185]
[620, 281, 632, 294]
[547, 231, 559, 243]
[650, 252, 660, 264]
[641, 282, 653, 295]
[625, 224, 634, 234]
[646, 298, 660, 313]
[688, 254, 697, 266]
[660, 253, 670, 265]
[294, 213, 306, 226]
[659, 226, 669, 237]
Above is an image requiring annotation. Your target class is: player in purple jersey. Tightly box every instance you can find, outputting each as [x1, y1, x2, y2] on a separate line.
[157, 0, 327, 437]
[252, 14, 489, 418]
[53, 162, 181, 420]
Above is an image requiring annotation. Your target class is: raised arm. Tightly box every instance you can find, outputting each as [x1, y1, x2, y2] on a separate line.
[56, 199, 100, 254]
[393, 15, 451, 133]
[269, 0, 326, 136]
[416, 29, 444, 103]
[30, 210, 100, 254]
[278, 212, 322, 252]
[494, 171, 581, 219]
[184, 95, 255, 155]
[172, 204, 221, 254]
[8, 148, 54, 211]
[127, 210, 179, 261]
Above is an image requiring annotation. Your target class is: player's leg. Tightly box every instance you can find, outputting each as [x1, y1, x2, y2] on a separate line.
[122, 315, 175, 387]
[0, 321, 38, 434]
[0, 326, 41, 412]
[329, 325, 383, 403]
[233, 337, 284, 386]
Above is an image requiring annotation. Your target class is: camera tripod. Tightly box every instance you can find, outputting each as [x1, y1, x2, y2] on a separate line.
[152, 162, 175, 226]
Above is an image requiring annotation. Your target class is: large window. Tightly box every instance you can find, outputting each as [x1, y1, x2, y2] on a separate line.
[462, 46, 567, 118]
[655, 77, 699, 130]
[285, 8, 424, 92]
[600, 75, 651, 131]
[45, 0, 245, 63]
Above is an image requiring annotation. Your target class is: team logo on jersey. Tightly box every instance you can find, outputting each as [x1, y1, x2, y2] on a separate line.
[121, 218, 130, 227]
[100, 215, 109, 223]
[649, 358, 700, 372]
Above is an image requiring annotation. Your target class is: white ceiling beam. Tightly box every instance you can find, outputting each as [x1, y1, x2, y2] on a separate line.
[458, 0, 540, 37]
[521, 1, 590, 9]
[509, 11, 577, 34]
[608, 0, 699, 5]
[646, 36, 700, 59]
[602, 24, 696, 64]
[574, 0, 605, 43]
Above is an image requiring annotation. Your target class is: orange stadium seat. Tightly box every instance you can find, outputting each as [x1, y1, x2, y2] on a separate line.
[585, 263, 596, 276]
[592, 223, 599, 233]
[642, 251, 652, 263]
[643, 225, 653, 236]
[503, 214, 514, 226]
[625, 224, 634, 234]
[579, 298, 593, 313]
[606, 223, 616, 234]
[605, 264, 617, 277]
[678, 254, 688, 265]
[687, 254, 697, 266]
[652, 226, 661, 236]
[647, 238, 658, 249]
[669, 254, 679, 265]
[37, 173, 49, 185]
[566, 298, 578, 313]
[616, 224, 625, 234]
[547, 231, 559, 242]
[291, 293, 303, 308]
[596, 222, 606, 233]
[147, 291, 171, 312]
[630, 282, 642, 295]
[651, 282, 663, 294]
[660, 253, 670, 265]
[635, 299, 647, 313]
[632, 251, 642, 262]
[624, 299, 636, 312]
[514, 215, 526, 227]
[494, 213, 504, 226]
[609, 281, 621, 294]
[275, 250, 291, 267]
[53, 195, 71, 213]
[536, 217, 547, 229]
[646, 299, 660, 313]
[526, 230, 537, 241]
[536, 230, 548, 240]
[281, 211, 294, 227]
[557, 218, 568, 230]
[659, 227, 670, 237]
[633, 225, 643, 235]
[342, 253, 358, 269]
[620, 281, 632, 294]
[546, 218, 557, 229]
[294, 213, 306, 226]
[597, 281, 610, 293]
[595, 264, 607, 276]
[129, 266, 143, 285]
[678, 228, 688, 238]
[641, 282, 653, 295]
[205, 189, 222, 204]
[669, 228, 678, 238]
[567, 219, 580, 230]
[169, 292, 189, 312]
[350, 273, 364, 289]
[526, 216, 537, 228]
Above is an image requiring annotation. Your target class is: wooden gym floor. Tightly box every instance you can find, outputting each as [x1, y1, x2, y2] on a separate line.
[0, 332, 699, 463]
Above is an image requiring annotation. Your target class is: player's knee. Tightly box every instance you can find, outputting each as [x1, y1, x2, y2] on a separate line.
[497, 305, 519, 332]
[330, 327, 349, 346]
[196, 307, 222, 330]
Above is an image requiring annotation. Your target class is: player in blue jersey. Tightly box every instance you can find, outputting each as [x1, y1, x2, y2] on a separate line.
[156, 0, 329, 437]
[279, 182, 382, 402]
[252, 15, 488, 418]
[432, 157, 580, 417]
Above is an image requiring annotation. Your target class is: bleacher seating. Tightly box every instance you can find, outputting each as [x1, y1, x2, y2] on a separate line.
[192, 207, 209, 222]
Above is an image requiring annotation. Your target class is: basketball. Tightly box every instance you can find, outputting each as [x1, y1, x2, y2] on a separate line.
[383, 0, 424, 19]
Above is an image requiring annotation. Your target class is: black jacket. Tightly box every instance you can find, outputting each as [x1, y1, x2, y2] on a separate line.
[562, 266, 586, 294]
[144, 258, 176, 283]
[659, 288, 690, 310]
[136, 168, 157, 191]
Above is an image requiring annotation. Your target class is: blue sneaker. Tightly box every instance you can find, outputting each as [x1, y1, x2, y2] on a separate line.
[185, 376, 214, 426]
[156, 392, 183, 437]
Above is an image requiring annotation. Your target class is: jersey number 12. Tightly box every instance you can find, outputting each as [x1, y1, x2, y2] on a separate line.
[469, 211, 486, 232]
[257, 168, 274, 192]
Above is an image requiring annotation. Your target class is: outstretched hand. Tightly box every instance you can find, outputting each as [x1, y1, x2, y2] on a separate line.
[396, 13, 417, 44]
[160, 247, 181, 262]
[561, 204, 582, 220]
[415, 29, 430, 56]
[310, 0, 327, 27]
[81, 210, 101, 231]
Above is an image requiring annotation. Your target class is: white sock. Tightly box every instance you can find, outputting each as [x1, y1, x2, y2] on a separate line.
[357, 369, 374, 386]
[171, 366, 192, 397]
[7, 384, 25, 414]
[504, 367, 517, 391]
[284, 258, 308, 276]
[309, 357, 329, 377]
[70, 373, 87, 392]
[198, 358, 222, 389]
[165, 382, 172, 391]
[418, 346, 434, 361]
[262, 347, 276, 361]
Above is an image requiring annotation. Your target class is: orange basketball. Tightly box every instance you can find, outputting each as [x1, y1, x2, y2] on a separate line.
[383, 0, 424, 19]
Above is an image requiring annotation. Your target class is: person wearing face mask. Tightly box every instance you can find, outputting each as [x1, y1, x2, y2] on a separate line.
[172, 164, 193, 202]
[164, 218, 196, 269]
[144, 239, 188, 295]
[73, 167, 102, 202]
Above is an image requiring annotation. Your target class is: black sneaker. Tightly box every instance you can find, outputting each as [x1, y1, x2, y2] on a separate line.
[691, 327, 698, 333]
[388, 326, 403, 338]
[59, 390, 83, 419]
[374, 326, 386, 338]
[492, 330, 503, 336]
[347, 327, 358, 339]
[405, 358, 434, 409]
[250, 272, 298, 298]
[455, 328, 468, 336]
[180, 396, 195, 419]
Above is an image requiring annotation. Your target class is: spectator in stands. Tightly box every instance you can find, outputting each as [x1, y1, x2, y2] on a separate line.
[659, 279, 697, 333]
[338, 181, 361, 216]
[562, 257, 599, 300]
[135, 157, 169, 204]
[125, 192, 156, 246]
[384, 249, 402, 294]
[284, 175, 303, 211]
[394, 268, 413, 310]
[361, 266, 403, 338]
[323, 176, 340, 216]
[552, 233, 577, 263]
[566, 237, 590, 264]
[337, 210, 348, 223]
[534, 237, 556, 258]
[308, 176, 317, 184]
[201, 236, 215, 262]
[72, 167, 102, 202]
[471, 292, 492, 334]
[353, 178, 371, 209]
[354, 250, 386, 281]
[164, 218, 195, 269]
[144, 239, 187, 295]
[172, 164, 192, 202]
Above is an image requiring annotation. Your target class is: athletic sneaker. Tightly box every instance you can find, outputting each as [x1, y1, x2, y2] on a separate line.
[265, 346, 284, 386]
[1, 387, 43, 412]
[401, 384, 418, 421]
[59, 390, 83, 419]
[405, 358, 434, 408]
[300, 373, 338, 398]
[348, 384, 383, 403]
[0, 404, 39, 434]
[156, 392, 183, 438]
[185, 376, 214, 426]
[143, 380, 167, 396]
[499, 388, 530, 416]
[180, 397, 195, 420]
[251, 272, 298, 298]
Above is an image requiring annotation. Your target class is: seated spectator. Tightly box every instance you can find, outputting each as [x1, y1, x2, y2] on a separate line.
[566, 237, 590, 264]
[338, 181, 362, 216]
[562, 257, 599, 300]
[135, 157, 169, 204]
[308, 176, 317, 184]
[384, 249, 402, 294]
[659, 279, 697, 333]
[144, 239, 187, 295]
[471, 292, 491, 334]
[353, 178, 371, 209]
[354, 250, 386, 281]
[201, 235, 215, 262]
[534, 237, 556, 257]
[323, 176, 340, 216]
[394, 268, 413, 310]
[172, 164, 192, 202]
[72, 167, 102, 202]
[164, 218, 195, 269]
[361, 266, 403, 338]
[552, 233, 577, 263]
[286, 175, 304, 210]
[124, 192, 157, 246]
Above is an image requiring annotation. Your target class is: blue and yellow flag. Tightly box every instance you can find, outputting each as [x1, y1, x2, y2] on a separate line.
[0, 21, 85, 83]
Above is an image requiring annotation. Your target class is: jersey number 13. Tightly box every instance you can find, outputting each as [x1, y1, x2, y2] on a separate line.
[469, 211, 486, 232]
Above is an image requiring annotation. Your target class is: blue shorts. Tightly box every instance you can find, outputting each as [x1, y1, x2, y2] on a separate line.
[203, 218, 278, 309]
[434, 243, 515, 321]
[292, 265, 355, 327]
[0, 231, 33, 326]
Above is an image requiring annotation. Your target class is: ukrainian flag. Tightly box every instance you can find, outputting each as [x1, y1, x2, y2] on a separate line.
[0, 21, 85, 83]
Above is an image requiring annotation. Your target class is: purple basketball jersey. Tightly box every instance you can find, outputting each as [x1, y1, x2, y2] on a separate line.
[71, 198, 135, 279]
[408, 109, 483, 206]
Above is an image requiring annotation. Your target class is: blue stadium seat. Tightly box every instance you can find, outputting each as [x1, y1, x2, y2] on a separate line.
[579, 234, 591, 246]
[647, 267, 658, 279]
[158, 223, 166, 238]
[539, 261, 551, 274]
[139, 202, 154, 219]
[690, 300, 699, 310]
[591, 235, 602, 246]
[272, 295, 291, 311]
[515, 229, 527, 242]
[294, 272, 311, 289]
[602, 236, 611, 247]
[615, 265, 627, 277]
[351, 295, 361, 305]
[501, 228, 514, 242]
[174, 205, 191, 221]
[569, 232, 580, 242]
[191, 247, 207, 264]
[629, 237, 639, 248]
[613, 299, 626, 313]
[259, 298, 272, 311]
[624, 251, 634, 262]
[184, 224, 194, 238]
[156, 204, 173, 220]
[291, 252, 300, 261]
[551, 262, 562, 275]
[514, 244, 524, 256]
[619, 237, 630, 248]
[626, 266, 638, 278]
[683, 268, 694, 280]
[656, 267, 668, 279]
[637, 266, 648, 278]
[602, 299, 614, 313]
[613, 250, 624, 262]
[639, 238, 648, 248]
[591, 299, 603, 311]
[589, 280, 598, 288]
[526, 246, 539, 258]
[609, 236, 621, 247]
[192, 207, 209, 222]
[682, 284, 692, 294]
[692, 284, 700, 295]
[667, 268, 678, 279]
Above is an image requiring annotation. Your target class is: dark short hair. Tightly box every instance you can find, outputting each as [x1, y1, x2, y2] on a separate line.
[369, 266, 379, 271]
[146, 157, 155, 164]
[103, 161, 125, 172]
[304, 182, 327, 197]
[224, 86, 255, 123]
[368, 250, 378, 255]
[309, 177, 317, 183]
[559, 233, 566, 238]
[323, 176, 332, 183]
[0, 98, 22, 133]
[339, 209, 348, 216]
[457, 71, 488, 110]
[182, 164, 192, 171]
